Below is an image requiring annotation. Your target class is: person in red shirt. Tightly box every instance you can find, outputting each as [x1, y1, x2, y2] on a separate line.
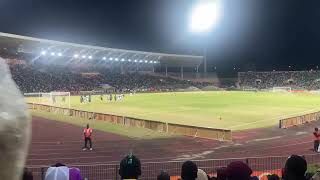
[313, 127, 319, 152]
[83, 124, 93, 151]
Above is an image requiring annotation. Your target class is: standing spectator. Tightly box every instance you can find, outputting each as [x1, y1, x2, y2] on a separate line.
[283, 155, 307, 180]
[181, 161, 198, 180]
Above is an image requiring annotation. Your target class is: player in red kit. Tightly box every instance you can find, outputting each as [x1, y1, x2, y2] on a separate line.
[83, 124, 93, 151]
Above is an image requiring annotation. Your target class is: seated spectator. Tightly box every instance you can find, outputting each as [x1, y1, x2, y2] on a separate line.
[119, 153, 141, 179]
[181, 160, 198, 180]
[283, 155, 307, 180]
[267, 174, 280, 180]
[197, 169, 208, 180]
[69, 167, 82, 180]
[157, 171, 170, 180]
[226, 161, 252, 180]
[22, 168, 33, 180]
[45, 163, 69, 180]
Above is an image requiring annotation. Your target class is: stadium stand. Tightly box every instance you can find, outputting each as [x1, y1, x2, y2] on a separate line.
[9, 63, 211, 93]
[239, 71, 320, 90]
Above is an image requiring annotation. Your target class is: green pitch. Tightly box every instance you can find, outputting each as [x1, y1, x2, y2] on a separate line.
[26, 91, 320, 130]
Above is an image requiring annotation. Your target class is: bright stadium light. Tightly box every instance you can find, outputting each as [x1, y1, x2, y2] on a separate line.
[88, 56, 92, 59]
[189, 0, 221, 33]
[74, 54, 79, 58]
[149, 61, 154, 64]
[144, 60, 148, 63]
[58, 52, 62, 57]
[115, 58, 119, 61]
[121, 58, 125, 62]
[82, 55, 86, 59]
[102, 57, 106, 60]
[109, 57, 113, 60]
[41, 51, 47, 55]
[134, 60, 138, 62]
[51, 52, 55, 56]
[128, 59, 131, 62]
[139, 60, 143, 63]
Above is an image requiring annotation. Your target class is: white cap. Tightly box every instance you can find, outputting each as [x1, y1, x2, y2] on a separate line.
[196, 169, 208, 180]
[45, 166, 69, 180]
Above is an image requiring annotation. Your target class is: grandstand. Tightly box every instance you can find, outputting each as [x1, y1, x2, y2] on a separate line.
[2, 34, 320, 180]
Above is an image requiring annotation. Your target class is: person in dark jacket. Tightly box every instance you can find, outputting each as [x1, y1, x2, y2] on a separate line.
[119, 153, 141, 179]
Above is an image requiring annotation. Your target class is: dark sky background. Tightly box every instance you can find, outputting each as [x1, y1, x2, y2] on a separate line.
[1, 0, 320, 75]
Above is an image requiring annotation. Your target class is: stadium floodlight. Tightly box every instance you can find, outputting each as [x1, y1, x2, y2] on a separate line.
[144, 60, 148, 63]
[82, 55, 86, 59]
[102, 57, 106, 60]
[73, 54, 79, 58]
[149, 61, 154, 64]
[88, 56, 92, 59]
[134, 60, 138, 63]
[139, 60, 143, 63]
[115, 58, 119, 61]
[109, 57, 113, 60]
[128, 59, 131, 62]
[121, 58, 125, 62]
[189, 0, 221, 33]
[41, 51, 47, 55]
[58, 53, 62, 57]
[51, 52, 55, 56]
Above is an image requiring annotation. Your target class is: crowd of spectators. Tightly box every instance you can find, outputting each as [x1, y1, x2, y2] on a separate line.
[22, 154, 317, 180]
[9, 64, 210, 93]
[238, 71, 320, 90]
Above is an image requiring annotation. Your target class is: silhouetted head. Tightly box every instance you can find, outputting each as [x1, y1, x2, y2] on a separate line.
[315, 127, 318, 132]
[86, 124, 89, 129]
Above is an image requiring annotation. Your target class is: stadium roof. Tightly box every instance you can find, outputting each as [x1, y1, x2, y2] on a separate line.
[0, 32, 203, 67]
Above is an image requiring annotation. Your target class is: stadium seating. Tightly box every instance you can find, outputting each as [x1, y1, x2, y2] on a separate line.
[239, 71, 320, 90]
[9, 64, 210, 93]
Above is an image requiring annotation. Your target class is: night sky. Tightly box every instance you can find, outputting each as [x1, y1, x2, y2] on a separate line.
[1, 0, 320, 74]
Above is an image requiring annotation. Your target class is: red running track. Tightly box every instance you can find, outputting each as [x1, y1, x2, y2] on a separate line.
[28, 116, 319, 167]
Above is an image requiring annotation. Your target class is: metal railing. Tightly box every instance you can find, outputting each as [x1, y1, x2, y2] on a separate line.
[27, 154, 320, 180]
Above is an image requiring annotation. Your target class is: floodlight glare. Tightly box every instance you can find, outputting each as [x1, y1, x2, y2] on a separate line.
[88, 56, 92, 59]
[134, 60, 138, 62]
[58, 53, 62, 57]
[139, 60, 143, 63]
[121, 58, 125, 62]
[189, 0, 221, 32]
[51, 52, 55, 56]
[115, 58, 119, 61]
[144, 60, 148, 63]
[109, 57, 113, 60]
[102, 57, 106, 60]
[41, 51, 46, 55]
[82, 55, 86, 59]
[74, 54, 79, 58]
[128, 59, 131, 62]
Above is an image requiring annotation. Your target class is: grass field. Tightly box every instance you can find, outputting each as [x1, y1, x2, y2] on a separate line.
[26, 91, 320, 130]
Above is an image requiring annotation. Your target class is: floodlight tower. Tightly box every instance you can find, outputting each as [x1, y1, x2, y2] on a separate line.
[189, 0, 221, 74]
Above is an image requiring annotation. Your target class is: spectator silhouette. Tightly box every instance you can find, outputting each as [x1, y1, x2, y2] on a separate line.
[119, 153, 141, 180]
[283, 155, 307, 180]
[181, 161, 198, 180]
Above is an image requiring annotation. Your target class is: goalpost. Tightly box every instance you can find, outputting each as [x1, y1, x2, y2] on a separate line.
[24, 91, 71, 109]
[272, 87, 292, 92]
